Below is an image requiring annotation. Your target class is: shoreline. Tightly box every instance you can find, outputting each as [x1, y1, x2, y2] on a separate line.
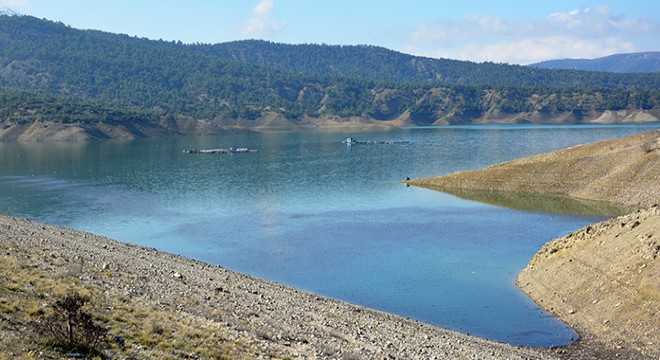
[3, 117, 659, 142]
[406, 130, 659, 359]
[1, 213, 561, 359]
[404, 130, 659, 210]
[518, 206, 659, 359]
[2, 130, 657, 358]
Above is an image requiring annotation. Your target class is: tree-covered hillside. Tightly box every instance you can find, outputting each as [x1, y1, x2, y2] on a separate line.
[196, 40, 660, 89]
[0, 87, 162, 124]
[1, 15, 659, 140]
[530, 52, 660, 73]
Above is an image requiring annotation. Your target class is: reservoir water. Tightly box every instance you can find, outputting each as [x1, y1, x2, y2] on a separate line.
[1, 124, 658, 346]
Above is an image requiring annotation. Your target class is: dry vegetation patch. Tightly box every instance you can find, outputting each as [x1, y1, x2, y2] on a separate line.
[1, 215, 558, 359]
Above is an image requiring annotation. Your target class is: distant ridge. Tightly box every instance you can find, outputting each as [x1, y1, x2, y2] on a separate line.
[1, 15, 660, 140]
[530, 52, 660, 73]
[195, 40, 660, 87]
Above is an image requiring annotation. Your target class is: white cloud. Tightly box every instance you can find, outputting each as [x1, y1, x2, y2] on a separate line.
[0, 0, 29, 13]
[406, 4, 659, 64]
[240, 0, 286, 37]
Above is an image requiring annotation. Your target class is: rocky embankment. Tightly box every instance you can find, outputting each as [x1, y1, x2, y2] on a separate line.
[518, 206, 659, 359]
[406, 130, 660, 209]
[407, 130, 660, 359]
[2, 111, 658, 142]
[1, 214, 557, 359]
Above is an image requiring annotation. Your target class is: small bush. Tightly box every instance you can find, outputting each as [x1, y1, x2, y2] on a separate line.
[33, 292, 108, 356]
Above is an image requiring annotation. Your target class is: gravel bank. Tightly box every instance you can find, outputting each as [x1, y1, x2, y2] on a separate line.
[406, 130, 659, 210]
[406, 130, 660, 360]
[1, 214, 557, 359]
[519, 206, 659, 359]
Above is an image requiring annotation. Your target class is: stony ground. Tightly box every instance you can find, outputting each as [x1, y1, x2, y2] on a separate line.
[4, 130, 658, 359]
[519, 207, 659, 359]
[407, 130, 660, 360]
[1, 214, 558, 359]
[406, 130, 660, 210]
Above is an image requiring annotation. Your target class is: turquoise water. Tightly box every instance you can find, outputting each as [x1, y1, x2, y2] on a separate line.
[1, 124, 658, 346]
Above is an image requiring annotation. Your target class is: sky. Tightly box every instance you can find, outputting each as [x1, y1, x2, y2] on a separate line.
[1, 0, 658, 64]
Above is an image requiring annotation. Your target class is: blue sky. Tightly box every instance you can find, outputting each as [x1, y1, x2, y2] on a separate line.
[1, 0, 658, 64]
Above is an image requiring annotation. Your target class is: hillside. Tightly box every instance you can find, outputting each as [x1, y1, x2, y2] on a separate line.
[530, 52, 660, 73]
[1, 15, 660, 140]
[195, 40, 660, 88]
[406, 131, 660, 358]
[406, 130, 660, 210]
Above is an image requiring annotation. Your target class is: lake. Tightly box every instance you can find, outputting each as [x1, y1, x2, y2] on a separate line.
[1, 124, 658, 346]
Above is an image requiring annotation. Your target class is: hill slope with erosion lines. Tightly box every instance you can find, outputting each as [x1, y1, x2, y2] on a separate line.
[1, 15, 660, 140]
[406, 130, 660, 209]
[406, 131, 659, 358]
[518, 206, 659, 359]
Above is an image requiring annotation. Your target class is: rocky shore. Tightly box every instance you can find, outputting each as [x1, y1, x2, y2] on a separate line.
[3, 130, 658, 359]
[518, 206, 659, 359]
[407, 130, 660, 359]
[1, 214, 557, 359]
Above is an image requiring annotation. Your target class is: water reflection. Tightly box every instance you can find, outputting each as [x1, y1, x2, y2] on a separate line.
[422, 187, 633, 216]
[1, 124, 659, 346]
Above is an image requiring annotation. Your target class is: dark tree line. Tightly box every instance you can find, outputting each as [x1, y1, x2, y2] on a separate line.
[1, 15, 659, 127]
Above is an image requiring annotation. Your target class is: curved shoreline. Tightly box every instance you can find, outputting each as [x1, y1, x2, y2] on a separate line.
[2, 131, 657, 358]
[407, 130, 660, 359]
[1, 214, 558, 359]
[518, 206, 659, 359]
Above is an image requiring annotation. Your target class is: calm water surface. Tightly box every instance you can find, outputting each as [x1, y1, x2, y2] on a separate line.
[1, 124, 658, 346]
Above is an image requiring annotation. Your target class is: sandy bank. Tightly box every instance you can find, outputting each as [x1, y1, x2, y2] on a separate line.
[406, 130, 659, 210]
[519, 207, 659, 359]
[406, 130, 660, 359]
[1, 214, 556, 359]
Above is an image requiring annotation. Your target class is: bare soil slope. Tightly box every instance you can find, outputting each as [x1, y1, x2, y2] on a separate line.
[406, 130, 660, 209]
[0, 214, 555, 359]
[407, 130, 660, 359]
[519, 207, 659, 359]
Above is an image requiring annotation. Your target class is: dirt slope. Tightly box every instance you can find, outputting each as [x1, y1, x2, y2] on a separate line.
[407, 130, 660, 359]
[519, 207, 659, 359]
[406, 130, 660, 210]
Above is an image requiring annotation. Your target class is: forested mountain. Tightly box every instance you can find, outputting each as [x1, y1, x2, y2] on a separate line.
[1, 15, 659, 140]
[196, 40, 660, 89]
[530, 52, 660, 73]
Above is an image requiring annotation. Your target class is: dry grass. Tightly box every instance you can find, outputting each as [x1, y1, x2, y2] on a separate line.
[0, 243, 244, 359]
